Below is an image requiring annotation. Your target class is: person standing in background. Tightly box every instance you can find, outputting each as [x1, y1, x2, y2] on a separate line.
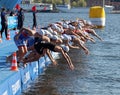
[17, 8, 24, 29]
[0, 8, 8, 40]
[32, 6, 37, 30]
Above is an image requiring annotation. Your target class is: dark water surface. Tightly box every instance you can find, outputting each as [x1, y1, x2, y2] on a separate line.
[22, 8, 120, 95]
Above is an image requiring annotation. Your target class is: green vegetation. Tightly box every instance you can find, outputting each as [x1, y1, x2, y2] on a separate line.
[33, 0, 87, 7]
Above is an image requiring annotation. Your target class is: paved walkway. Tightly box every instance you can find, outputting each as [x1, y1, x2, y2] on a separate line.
[0, 30, 17, 84]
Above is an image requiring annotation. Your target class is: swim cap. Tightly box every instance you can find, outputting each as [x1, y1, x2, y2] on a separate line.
[47, 33, 53, 38]
[32, 6, 36, 11]
[44, 30, 49, 34]
[61, 34, 71, 40]
[51, 35, 59, 40]
[61, 45, 70, 52]
[38, 29, 45, 36]
[51, 24, 58, 30]
[87, 21, 92, 25]
[78, 24, 82, 30]
[69, 25, 75, 30]
[63, 24, 69, 29]
[48, 27, 54, 33]
[56, 27, 64, 33]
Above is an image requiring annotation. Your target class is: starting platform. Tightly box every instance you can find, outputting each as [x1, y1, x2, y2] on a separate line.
[0, 30, 55, 95]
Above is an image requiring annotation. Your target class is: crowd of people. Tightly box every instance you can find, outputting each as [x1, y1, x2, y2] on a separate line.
[6, 17, 103, 70]
[0, 5, 103, 70]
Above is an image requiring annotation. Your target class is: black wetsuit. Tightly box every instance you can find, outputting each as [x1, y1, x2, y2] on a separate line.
[32, 11, 37, 28]
[34, 41, 56, 54]
[17, 9, 24, 29]
[0, 9, 8, 38]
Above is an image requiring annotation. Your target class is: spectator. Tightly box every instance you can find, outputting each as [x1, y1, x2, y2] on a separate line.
[0, 8, 8, 39]
[32, 6, 37, 30]
[17, 8, 24, 29]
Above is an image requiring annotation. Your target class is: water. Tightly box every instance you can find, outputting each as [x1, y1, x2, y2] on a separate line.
[22, 8, 120, 95]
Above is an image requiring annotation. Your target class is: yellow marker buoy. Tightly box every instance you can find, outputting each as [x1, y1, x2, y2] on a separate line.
[89, 6, 106, 28]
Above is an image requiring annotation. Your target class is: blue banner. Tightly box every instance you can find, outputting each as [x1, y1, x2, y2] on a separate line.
[20, 64, 31, 91]
[0, 80, 9, 95]
[29, 61, 39, 81]
[8, 72, 21, 95]
[0, 16, 18, 30]
[44, 55, 51, 66]
[38, 57, 46, 74]
[8, 16, 18, 29]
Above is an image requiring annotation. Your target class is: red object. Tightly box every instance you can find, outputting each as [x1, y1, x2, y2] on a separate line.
[15, 4, 20, 10]
[11, 52, 18, 71]
[32, 6, 36, 11]
[43, 6, 47, 10]
[6, 30, 11, 40]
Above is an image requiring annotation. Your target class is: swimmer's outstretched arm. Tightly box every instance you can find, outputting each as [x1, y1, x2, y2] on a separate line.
[46, 49, 57, 66]
[54, 46, 74, 70]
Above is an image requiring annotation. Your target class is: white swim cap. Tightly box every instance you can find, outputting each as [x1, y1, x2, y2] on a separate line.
[79, 22, 85, 27]
[48, 27, 54, 33]
[69, 25, 75, 30]
[56, 27, 64, 33]
[47, 33, 53, 38]
[61, 45, 70, 52]
[78, 24, 82, 30]
[53, 31, 58, 35]
[61, 34, 71, 40]
[51, 24, 58, 30]
[38, 29, 45, 36]
[43, 30, 48, 34]
[63, 24, 69, 29]
[87, 21, 92, 25]
[56, 27, 61, 32]
[51, 35, 59, 40]
[65, 20, 71, 24]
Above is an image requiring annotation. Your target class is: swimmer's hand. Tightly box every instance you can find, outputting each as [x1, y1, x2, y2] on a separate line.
[69, 64, 74, 70]
[85, 49, 90, 55]
[52, 59, 58, 66]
